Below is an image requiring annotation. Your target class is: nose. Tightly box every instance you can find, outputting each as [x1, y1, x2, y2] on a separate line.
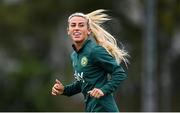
[74, 26, 79, 30]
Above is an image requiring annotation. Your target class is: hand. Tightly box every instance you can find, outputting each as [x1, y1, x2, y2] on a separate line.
[52, 79, 64, 96]
[88, 88, 104, 99]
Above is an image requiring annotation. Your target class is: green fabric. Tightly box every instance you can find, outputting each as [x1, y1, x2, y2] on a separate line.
[63, 38, 127, 112]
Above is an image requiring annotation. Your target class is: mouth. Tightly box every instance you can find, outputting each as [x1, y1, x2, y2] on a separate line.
[73, 32, 81, 38]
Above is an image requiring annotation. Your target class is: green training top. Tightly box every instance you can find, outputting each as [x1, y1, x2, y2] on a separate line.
[62, 37, 128, 112]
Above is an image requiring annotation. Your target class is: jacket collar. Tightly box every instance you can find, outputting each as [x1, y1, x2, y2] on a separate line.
[72, 38, 91, 53]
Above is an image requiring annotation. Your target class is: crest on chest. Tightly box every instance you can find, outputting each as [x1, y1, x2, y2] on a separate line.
[81, 56, 88, 67]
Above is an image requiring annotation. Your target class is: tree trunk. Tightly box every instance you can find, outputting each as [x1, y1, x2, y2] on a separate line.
[141, 0, 158, 111]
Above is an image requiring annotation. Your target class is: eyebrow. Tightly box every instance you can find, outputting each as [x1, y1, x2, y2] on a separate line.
[70, 22, 85, 24]
[79, 22, 85, 24]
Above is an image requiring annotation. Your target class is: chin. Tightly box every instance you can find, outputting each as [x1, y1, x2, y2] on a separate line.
[73, 38, 84, 43]
[74, 40, 83, 44]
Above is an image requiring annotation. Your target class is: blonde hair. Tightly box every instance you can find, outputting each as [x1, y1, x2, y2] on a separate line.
[68, 9, 129, 66]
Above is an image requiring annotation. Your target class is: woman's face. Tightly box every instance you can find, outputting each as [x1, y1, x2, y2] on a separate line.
[67, 16, 91, 44]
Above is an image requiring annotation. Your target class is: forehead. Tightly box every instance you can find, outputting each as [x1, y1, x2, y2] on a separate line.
[68, 16, 88, 23]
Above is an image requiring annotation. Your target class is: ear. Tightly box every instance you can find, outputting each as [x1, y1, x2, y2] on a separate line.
[87, 28, 91, 35]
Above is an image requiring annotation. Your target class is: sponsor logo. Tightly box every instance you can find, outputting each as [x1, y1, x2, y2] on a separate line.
[74, 70, 85, 83]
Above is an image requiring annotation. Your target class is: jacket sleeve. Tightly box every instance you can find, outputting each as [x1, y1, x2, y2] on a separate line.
[62, 81, 82, 97]
[63, 52, 82, 97]
[92, 46, 128, 95]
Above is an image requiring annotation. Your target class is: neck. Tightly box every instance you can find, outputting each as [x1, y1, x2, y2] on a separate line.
[74, 38, 88, 51]
[74, 42, 82, 51]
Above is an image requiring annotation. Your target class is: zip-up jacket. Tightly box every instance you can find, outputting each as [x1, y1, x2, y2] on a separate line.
[62, 38, 128, 112]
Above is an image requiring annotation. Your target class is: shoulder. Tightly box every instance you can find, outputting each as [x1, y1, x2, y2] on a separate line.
[82, 40, 108, 61]
[91, 44, 114, 65]
[84, 39, 99, 53]
[85, 39, 106, 53]
[91, 44, 109, 56]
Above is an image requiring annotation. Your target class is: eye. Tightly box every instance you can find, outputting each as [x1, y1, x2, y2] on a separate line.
[79, 23, 85, 27]
[70, 24, 76, 27]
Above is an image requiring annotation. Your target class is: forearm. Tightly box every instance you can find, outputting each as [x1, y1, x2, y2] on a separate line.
[62, 81, 82, 97]
[101, 65, 127, 95]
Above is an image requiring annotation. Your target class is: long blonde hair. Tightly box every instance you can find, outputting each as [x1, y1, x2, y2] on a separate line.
[68, 9, 129, 65]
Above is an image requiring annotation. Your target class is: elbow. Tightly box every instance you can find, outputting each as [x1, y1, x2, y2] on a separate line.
[120, 72, 128, 81]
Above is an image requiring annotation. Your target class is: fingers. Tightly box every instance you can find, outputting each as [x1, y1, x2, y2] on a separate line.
[52, 92, 56, 95]
[52, 79, 64, 96]
[56, 79, 62, 85]
[88, 88, 104, 99]
[52, 86, 60, 95]
[54, 83, 61, 90]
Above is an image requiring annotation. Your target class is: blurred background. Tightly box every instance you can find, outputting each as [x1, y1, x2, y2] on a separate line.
[0, 0, 180, 112]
